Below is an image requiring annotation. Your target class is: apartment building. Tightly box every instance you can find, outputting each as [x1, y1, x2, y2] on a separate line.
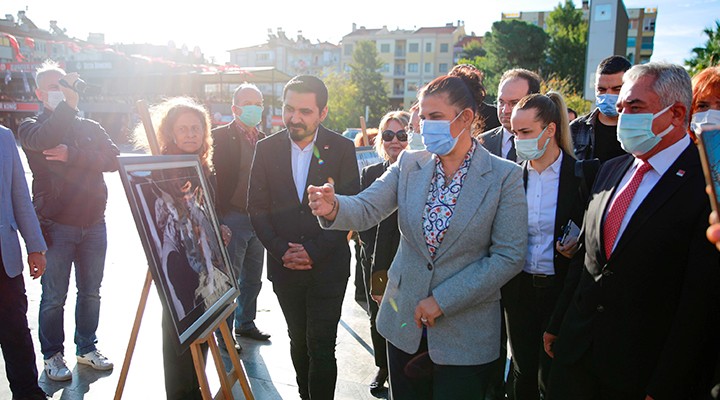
[339, 22, 468, 109]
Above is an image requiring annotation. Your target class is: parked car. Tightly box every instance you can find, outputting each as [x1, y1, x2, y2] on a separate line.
[341, 128, 361, 140]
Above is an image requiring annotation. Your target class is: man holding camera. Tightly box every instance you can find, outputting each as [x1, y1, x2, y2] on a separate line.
[19, 60, 119, 382]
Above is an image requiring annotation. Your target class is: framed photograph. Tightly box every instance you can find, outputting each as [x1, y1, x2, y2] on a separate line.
[117, 155, 237, 352]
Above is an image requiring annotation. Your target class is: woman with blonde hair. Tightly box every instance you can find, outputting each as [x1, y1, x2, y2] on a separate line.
[358, 109, 410, 394]
[503, 92, 588, 399]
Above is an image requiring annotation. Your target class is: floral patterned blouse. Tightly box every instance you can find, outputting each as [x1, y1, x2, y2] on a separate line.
[422, 139, 478, 259]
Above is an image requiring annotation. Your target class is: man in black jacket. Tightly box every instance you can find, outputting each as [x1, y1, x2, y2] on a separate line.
[19, 61, 119, 382]
[571, 55, 631, 162]
[545, 62, 720, 400]
[479, 68, 542, 162]
[212, 83, 270, 346]
[248, 75, 360, 400]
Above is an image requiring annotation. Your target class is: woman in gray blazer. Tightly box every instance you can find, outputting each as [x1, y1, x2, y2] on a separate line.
[308, 70, 529, 399]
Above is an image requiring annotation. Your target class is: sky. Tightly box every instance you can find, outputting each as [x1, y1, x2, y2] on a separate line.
[3, 0, 719, 66]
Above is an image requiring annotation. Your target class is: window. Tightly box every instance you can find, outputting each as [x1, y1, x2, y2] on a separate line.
[256, 53, 270, 62]
[627, 37, 636, 48]
[409, 43, 419, 53]
[380, 43, 390, 53]
[643, 17, 656, 31]
[424, 63, 432, 73]
[381, 63, 390, 73]
[408, 63, 419, 73]
[344, 44, 353, 56]
[425, 43, 432, 52]
[440, 43, 449, 53]
[641, 36, 654, 50]
[439, 63, 448, 73]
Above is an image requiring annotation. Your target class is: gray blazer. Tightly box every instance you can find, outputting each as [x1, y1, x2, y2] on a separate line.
[0, 126, 46, 278]
[324, 145, 528, 365]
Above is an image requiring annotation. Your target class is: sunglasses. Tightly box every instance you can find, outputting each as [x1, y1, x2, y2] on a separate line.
[381, 130, 408, 142]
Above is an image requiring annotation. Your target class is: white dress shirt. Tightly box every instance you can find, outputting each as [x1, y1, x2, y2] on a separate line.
[501, 128, 514, 159]
[606, 135, 691, 252]
[524, 152, 563, 275]
[290, 130, 318, 202]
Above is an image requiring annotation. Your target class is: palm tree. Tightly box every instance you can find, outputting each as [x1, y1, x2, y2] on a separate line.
[686, 20, 720, 76]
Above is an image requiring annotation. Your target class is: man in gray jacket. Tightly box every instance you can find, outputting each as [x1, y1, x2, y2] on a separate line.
[0, 125, 48, 400]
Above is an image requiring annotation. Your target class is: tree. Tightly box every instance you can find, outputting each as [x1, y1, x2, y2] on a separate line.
[686, 20, 720, 76]
[464, 20, 548, 97]
[350, 41, 390, 127]
[545, 0, 588, 93]
[324, 71, 361, 132]
[462, 40, 486, 59]
[541, 74, 592, 116]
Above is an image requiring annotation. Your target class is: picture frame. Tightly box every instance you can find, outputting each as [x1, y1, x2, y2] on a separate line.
[117, 154, 237, 353]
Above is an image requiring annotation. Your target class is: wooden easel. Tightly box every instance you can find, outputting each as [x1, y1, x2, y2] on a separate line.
[113, 100, 254, 399]
[191, 304, 254, 400]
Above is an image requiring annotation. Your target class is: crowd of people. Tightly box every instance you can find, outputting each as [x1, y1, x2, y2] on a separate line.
[1, 55, 720, 400]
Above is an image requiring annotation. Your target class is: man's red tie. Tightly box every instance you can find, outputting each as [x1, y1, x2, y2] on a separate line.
[603, 161, 653, 258]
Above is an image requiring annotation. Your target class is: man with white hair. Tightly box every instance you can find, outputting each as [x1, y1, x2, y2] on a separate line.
[544, 62, 720, 399]
[19, 60, 119, 382]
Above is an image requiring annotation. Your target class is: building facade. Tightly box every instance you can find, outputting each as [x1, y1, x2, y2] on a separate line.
[339, 22, 468, 109]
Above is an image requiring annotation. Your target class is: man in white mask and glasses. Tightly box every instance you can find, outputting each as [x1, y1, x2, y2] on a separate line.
[544, 62, 720, 400]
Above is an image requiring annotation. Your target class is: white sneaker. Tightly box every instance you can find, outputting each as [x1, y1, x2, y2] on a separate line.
[77, 350, 114, 371]
[44, 352, 72, 381]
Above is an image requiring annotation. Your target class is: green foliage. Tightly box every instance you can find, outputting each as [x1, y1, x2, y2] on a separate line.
[324, 72, 361, 132]
[545, 0, 588, 93]
[349, 41, 390, 127]
[462, 41, 486, 59]
[467, 20, 549, 98]
[541, 73, 592, 116]
[686, 20, 720, 76]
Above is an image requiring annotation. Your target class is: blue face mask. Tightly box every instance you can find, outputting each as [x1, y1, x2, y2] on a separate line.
[236, 104, 264, 127]
[616, 105, 674, 156]
[420, 112, 465, 156]
[596, 94, 619, 117]
[515, 125, 551, 161]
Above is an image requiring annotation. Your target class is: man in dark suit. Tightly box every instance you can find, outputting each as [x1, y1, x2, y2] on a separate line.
[248, 75, 360, 400]
[544, 62, 720, 399]
[480, 68, 542, 162]
[212, 83, 269, 350]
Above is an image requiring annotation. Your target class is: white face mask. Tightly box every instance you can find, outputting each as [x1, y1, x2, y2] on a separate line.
[691, 109, 720, 133]
[47, 90, 65, 110]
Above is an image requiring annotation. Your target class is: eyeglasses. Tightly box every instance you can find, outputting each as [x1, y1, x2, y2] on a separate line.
[381, 130, 408, 142]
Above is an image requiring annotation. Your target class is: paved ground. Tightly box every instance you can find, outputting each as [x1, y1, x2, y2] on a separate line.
[0, 145, 391, 399]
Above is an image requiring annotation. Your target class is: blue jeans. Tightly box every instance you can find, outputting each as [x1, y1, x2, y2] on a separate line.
[38, 221, 107, 359]
[221, 211, 264, 331]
